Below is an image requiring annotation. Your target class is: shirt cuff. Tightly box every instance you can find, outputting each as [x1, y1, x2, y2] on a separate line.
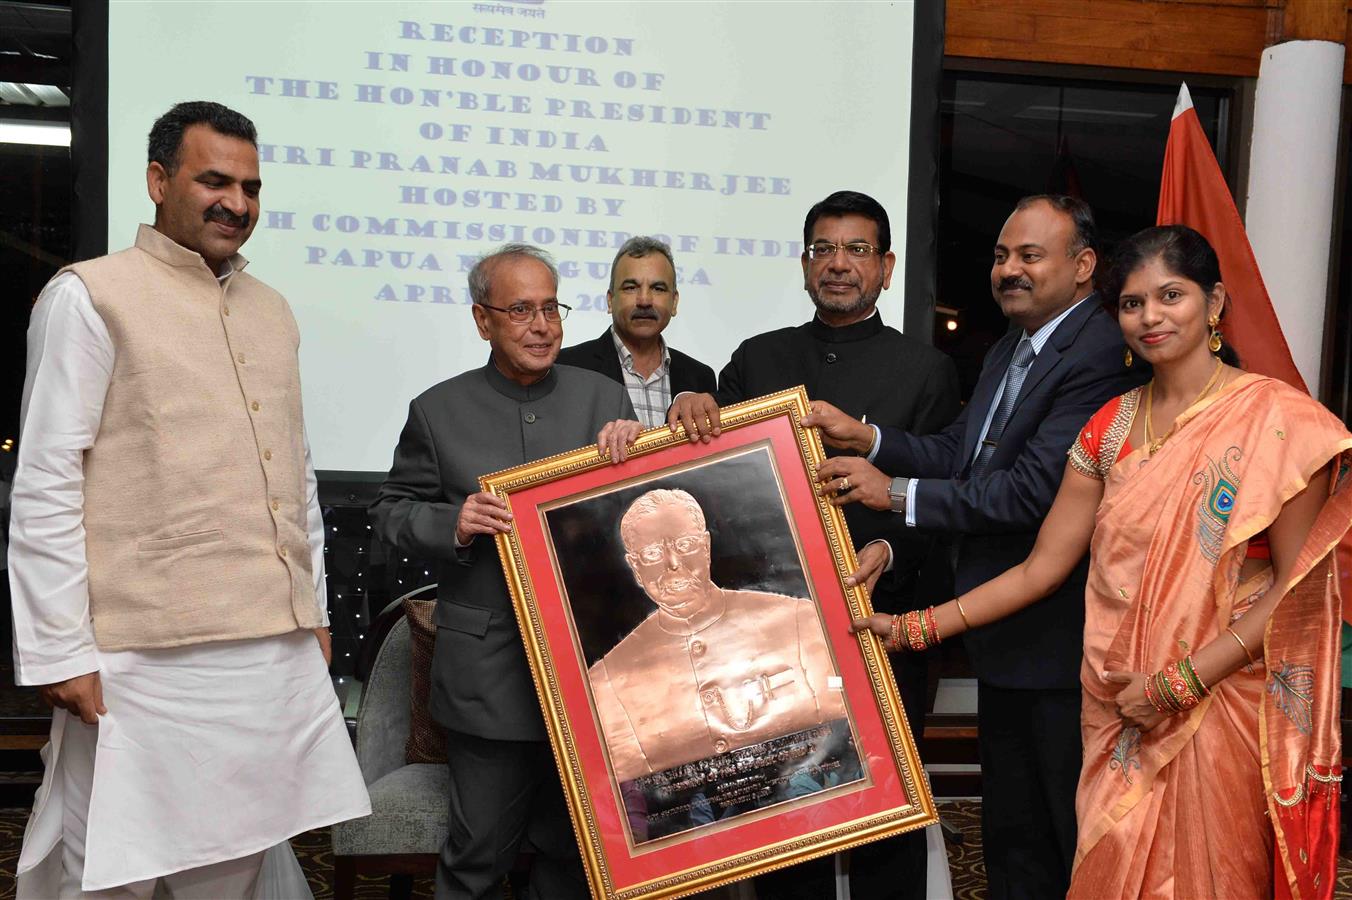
[863, 539, 895, 573]
[14, 650, 100, 688]
[453, 532, 474, 564]
[865, 424, 882, 462]
[905, 478, 918, 527]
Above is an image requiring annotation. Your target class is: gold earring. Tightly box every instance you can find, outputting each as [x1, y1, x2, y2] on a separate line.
[1123, 347, 1133, 368]
[1208, 314, 1222, 354]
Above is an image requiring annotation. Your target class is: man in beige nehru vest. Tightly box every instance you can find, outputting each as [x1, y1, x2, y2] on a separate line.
[9, 101, 369, 898]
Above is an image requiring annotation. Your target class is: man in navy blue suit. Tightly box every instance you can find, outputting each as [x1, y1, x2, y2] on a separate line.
[806, 195, 1147, 899]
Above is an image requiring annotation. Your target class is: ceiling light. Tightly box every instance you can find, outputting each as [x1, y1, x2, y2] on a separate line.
[0, 82, 69, 107]
[0, 119, 69, 146]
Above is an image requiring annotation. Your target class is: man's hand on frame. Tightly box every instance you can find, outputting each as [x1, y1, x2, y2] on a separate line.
[845, 541, 890, 597]
[799, 400, 874, 454]
[456, 492, 513, 546]
[667, 393, 721, 443]
[815, 456, 893, 511]
[597, 419, 643, 464]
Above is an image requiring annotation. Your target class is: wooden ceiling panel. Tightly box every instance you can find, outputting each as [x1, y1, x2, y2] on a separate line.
[947, 0, 1273, 78]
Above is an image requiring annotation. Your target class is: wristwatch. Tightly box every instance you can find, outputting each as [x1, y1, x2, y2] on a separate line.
[888, 477, 908, 514]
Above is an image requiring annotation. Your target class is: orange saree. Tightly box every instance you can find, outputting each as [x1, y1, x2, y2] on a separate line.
[1069, 373, 1352, 900]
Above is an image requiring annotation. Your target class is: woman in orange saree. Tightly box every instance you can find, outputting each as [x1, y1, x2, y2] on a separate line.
[853, 225, 1352, 898]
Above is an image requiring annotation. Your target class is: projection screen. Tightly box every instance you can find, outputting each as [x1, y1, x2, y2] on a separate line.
[91, 1, 936, 475]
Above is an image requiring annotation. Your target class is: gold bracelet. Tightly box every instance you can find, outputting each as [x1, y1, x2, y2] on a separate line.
[954, 596, 973, 630]
[1227, 627, 1257, 665]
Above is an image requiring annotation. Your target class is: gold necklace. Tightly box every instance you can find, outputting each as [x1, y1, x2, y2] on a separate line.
[1143, 358, 1224, 455]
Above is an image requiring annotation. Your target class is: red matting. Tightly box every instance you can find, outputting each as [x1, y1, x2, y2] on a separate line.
[508, 415, 914, 892]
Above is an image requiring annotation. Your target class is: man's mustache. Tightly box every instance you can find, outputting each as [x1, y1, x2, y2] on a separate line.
[657, 569, 698, 591]
[205, 205, 250, 228]
[998, 276, 1033, 292]
[630, 308, 660, 320]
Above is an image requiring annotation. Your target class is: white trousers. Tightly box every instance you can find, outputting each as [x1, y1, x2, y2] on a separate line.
[54, 717, 267, 899]
[28, 715, 315, 900]
[17, 633, 366, 897]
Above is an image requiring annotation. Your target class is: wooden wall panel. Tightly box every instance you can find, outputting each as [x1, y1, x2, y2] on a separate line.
[946, 0, 1308, 79]
[1346, 6, 1352, 83]
[1283, 0, 1347, 42]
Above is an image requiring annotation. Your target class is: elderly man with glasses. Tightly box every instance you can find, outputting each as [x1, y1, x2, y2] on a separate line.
[371, 243, 638, 900]
[668, 190, 960, 899]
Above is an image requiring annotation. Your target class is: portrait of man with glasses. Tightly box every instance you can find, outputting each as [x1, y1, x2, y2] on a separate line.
[539, 447, 862, 845]
[587, 487, 850, 783]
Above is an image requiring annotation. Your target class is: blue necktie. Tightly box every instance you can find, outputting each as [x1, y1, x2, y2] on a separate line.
[971, 337, 1035, 477]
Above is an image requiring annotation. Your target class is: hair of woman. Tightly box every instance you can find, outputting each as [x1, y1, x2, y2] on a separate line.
[1100, 224, 1240, 367]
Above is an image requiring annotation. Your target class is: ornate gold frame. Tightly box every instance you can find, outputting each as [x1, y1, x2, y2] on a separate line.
[481, 387, 935, 899]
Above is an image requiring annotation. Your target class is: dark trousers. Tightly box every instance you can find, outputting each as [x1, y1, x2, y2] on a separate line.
[977, 683, 1081, 900]
[435, 730, 588, 900]
[751, 650, 930, 899]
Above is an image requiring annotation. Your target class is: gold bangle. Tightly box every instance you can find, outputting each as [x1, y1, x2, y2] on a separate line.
[953, 596, 973, 631]
[1227, 627, 1257, 665]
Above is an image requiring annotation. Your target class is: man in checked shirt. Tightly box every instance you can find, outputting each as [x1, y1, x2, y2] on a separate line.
[557, 236, 715, 425]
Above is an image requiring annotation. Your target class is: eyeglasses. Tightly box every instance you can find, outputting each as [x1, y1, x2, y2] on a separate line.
[806, 241, 883, 261]
[479, 301, 571, 323]
[633, 533, 706, 565]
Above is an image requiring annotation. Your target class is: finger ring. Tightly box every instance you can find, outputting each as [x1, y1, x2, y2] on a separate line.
[840, 477, 851, 493]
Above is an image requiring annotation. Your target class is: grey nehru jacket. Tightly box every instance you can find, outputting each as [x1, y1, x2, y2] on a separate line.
[371, 360, 634, 741]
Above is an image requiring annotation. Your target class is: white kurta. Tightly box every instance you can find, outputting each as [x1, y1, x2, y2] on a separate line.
[10, 271, 370, 894]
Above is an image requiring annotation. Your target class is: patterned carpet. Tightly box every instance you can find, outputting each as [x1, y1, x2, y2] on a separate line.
[0, 801, 1347, 898]
[940, 801, 986, 900]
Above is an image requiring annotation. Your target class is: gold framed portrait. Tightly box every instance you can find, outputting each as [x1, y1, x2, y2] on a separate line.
[482, 387, 935, 899]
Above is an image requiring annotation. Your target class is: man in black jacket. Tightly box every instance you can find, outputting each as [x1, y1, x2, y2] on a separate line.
[668, 190, 960, 899]
[557, 236, 715, 427]
[808, 195, 1150, 900]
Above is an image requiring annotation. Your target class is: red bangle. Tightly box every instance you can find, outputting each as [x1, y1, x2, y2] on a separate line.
[924, 606, 942, 645]
[897, 608, 941, 652]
